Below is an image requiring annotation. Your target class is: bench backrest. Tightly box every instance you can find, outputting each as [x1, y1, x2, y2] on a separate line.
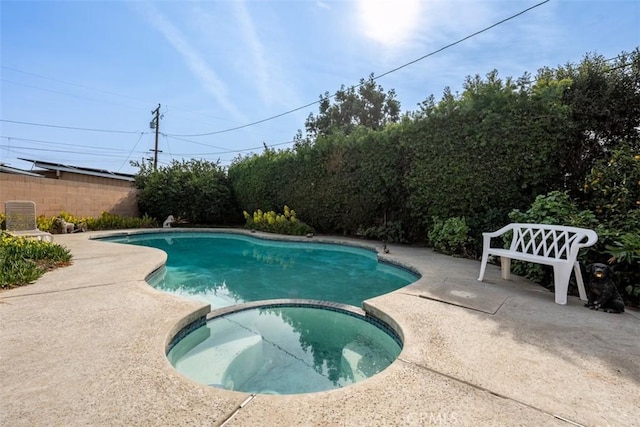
[508, 223, 598, 261]
[5, 200, 39, 232]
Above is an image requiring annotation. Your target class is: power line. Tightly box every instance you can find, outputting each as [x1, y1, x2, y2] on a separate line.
[1, 65, 151, 105]
[0, 79, 154, 114]
[374, 0, 550, 81]
[2, 67, 251, 126]
[169, 140, 295, 156]
[117, 132, 146, 172]
[162, 133, 231, 150]
[605, 62, 634, 73]
[0, 145, 132, 158]
[0, 135, 144, 153]
[0, 119, 142, 134]
[167, 0, 551, 137]
[166, 101, 322, 137]
[2, 1, 551, 145]
[162, 133, 172, 161]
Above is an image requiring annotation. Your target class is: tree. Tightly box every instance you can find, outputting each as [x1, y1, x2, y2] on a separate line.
[304, 73, 401, 138]
[133, 159, 235, 224]
[535, 49, 640, 191]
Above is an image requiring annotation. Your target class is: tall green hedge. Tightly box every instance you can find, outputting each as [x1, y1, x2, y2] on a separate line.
[135, 159, 236, 225]
[227, 51, 638, 246]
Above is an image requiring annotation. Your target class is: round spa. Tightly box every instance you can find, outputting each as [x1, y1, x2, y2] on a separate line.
[167, 301, 402, 395]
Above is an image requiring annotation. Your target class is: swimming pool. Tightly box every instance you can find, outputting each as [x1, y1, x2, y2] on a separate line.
[167, 301, 402, 394]
[102, 230, 417, 394]
[104, 231, 419, 308]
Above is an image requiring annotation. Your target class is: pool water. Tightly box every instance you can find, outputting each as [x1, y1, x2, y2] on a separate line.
[106, 232, 418, 308]
[167, 304, 402, 394]
[103, 231, 415, 394]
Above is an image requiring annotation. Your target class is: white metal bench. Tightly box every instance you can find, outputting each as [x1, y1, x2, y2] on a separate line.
[477, 223, 598, 305]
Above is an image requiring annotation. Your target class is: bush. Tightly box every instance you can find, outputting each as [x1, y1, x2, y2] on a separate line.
[84, 212, 157, 230]
[605, 229, 640, 302]
[509, 191, 598, 227]
[134, 159, 236, 225]
[428, 217, 473, 257]
[581, 144, 640, 306]
[0, 232, 72, 289]
[582, 143, 640, 224]
[31, 212, 157, 233]
[591, 209, 640, 306]
[243, 206, 314, 236]
[357, 220, 406, 243]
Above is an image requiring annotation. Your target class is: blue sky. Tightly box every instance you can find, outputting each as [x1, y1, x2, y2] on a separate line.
[1, 0, 638, 175]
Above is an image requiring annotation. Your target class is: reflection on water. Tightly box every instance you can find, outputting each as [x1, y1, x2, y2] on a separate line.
[167, 306, 401, 394]
[125, 232, 419, 308]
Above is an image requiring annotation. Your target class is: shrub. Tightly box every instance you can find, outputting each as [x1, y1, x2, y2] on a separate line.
[84, 212, 157, 230]
[582, 143, 640, 224]
[357, 220, 406, 243]
[243, 206, 314, 236]
[605, 230, 640, 302]
[134, 159, 236, 225]
[33, 212, 157, 233]
[0, 232, 72, 288]
[581, 144, 640, 306]
[509, 191, 598, 228]
[592, 210, 640, 306]
[428, 217, 473, 257]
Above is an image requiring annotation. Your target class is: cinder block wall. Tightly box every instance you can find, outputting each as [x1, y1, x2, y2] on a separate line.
[1, 173, 139, 217]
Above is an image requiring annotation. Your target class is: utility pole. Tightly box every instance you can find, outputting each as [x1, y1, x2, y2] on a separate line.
[150, 104, 162, 170]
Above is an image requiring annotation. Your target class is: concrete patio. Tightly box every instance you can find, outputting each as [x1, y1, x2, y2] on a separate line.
[1, 229, 638, 426]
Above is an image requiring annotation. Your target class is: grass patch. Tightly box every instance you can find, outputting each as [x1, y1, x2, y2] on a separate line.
[0, 232, 72, 289]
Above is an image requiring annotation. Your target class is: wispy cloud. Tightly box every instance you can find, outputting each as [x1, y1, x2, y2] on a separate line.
[230, 0, 303, 117]
[232, 1, 272, 105]
[139, 3, 246, 123]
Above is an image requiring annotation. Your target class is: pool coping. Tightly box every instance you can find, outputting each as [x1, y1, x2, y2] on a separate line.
[168, 298, 404, 353]
[1, 228, 639, 426]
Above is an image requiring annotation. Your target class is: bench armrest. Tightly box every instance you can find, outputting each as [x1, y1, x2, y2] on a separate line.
[482, 223, 515, 240]
[574, 229, 598, 249]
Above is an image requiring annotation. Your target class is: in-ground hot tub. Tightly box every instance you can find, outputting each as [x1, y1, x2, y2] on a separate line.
[167, 300, 402, 395]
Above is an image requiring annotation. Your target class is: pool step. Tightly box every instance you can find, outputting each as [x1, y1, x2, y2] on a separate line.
[175, 334, 264, 387]
[341, 341, 369, 382]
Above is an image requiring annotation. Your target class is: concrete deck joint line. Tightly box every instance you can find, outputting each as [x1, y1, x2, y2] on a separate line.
[400, 358, 586, 426]
[415, 293, 501, 314]
[0, 280, 139, 299]
[220, 394, 256, 427]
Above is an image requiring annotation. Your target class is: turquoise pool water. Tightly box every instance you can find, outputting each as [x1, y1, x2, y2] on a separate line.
[167, 303, 402, 394]
[104, 232, 418, 309]
[103, 231, 416, 394]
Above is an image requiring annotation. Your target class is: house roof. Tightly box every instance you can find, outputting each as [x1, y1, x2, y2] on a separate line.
[18, 158, 135, 182]
[0, 163, 45, 177]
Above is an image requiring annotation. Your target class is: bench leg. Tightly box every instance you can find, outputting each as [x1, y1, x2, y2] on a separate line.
[478, 253, 489, 281]
[500, 257, 511, 280]
[552, 264, 573, 305]
[573, 261, 587, 301]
